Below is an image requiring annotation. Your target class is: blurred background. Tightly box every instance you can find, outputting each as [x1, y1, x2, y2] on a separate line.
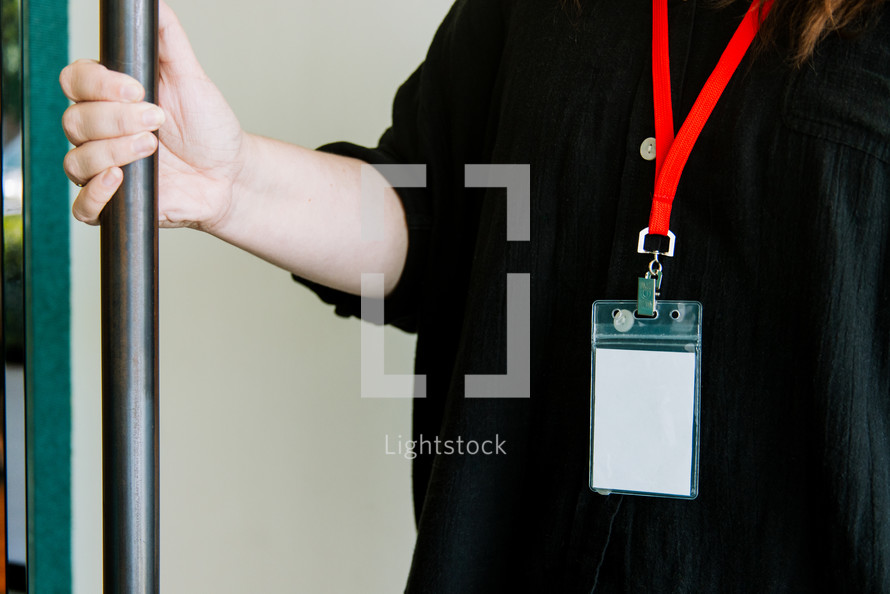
[66, 0, 453, 591]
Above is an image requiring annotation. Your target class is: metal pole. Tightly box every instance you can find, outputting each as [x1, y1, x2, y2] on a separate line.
[99, 1, 159, 592]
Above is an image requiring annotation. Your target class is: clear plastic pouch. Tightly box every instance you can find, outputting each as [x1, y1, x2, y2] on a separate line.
[589, 300, 703, 499]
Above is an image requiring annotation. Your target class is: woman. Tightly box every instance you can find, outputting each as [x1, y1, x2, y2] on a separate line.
[61, 0, 889, 590]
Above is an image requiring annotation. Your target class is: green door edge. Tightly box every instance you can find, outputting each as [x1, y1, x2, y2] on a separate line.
[22, 0, 71, 590]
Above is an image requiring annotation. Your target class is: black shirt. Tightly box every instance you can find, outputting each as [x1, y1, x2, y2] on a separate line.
[298, 0, 890, 591]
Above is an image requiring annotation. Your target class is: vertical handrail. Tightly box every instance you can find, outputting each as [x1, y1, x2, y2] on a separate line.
[99, 1, 159, 592]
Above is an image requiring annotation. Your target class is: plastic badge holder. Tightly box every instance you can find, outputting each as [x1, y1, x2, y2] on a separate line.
[589, 300, 702, 499]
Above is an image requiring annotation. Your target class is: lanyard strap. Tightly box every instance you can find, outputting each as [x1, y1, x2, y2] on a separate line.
[648, 0, 772, 238]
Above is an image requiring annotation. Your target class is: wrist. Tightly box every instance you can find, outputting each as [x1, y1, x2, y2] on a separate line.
[199, 131, 256, 237]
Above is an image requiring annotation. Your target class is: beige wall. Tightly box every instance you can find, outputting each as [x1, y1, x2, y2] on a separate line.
[68, 0, 453, 591]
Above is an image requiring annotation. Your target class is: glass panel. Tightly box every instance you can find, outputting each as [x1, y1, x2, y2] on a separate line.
[1, 0, 28, 589]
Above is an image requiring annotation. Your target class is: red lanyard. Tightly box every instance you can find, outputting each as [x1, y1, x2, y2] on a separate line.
[647, 0, 772, 239]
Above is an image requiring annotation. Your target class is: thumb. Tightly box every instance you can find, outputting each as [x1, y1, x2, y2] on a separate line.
[158, 0, 206, 78]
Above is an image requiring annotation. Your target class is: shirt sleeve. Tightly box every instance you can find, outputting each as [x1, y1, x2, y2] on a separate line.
[292, 0, 508, 333]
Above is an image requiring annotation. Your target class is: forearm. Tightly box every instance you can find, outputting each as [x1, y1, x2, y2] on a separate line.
[207, 133, 408, 297]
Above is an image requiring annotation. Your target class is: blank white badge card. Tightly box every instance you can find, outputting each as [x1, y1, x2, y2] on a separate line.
[591, 347, 697, 498]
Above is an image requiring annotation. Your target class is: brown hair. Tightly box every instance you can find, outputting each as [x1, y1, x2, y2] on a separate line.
[756, 0, 885, 63]
[560, 0, 886, 65]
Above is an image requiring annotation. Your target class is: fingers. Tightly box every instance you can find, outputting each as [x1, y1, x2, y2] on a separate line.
[60, 60, 165, 186]
[64, 132, 158, 187]
[71, 167, 124, 226]
[62, 101, 165, 146]
[59, 59, 144, 103]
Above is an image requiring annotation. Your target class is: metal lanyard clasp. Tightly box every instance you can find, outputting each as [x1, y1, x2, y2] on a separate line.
[636, 228, 675, 316]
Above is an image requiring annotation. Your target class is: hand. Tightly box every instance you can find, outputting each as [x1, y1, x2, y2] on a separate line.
[60, 1, 245, 231]
[62, 2, 408, 294]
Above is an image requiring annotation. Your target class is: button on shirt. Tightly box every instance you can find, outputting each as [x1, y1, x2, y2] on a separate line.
[640, 137, 656, 161]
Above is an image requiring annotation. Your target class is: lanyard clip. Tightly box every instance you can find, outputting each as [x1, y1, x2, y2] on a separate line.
[636, 228, 672, 317]
[637, 227, 676, 257]
[637, 256, 663, 317]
